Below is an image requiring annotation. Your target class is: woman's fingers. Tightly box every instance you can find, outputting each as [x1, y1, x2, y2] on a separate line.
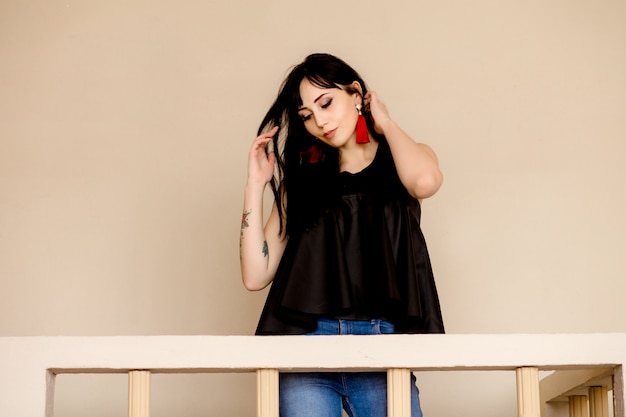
[255, 126, 279, 142]
[251, 126, 279, 152]
[363, 91, 392, 134]
[247, 126, 279, 184]
[363, 91, 375, 112]
[252, 136, 272, 151]
[266, 151, 276, 166]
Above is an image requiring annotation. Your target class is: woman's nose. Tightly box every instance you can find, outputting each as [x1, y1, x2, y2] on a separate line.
[314, 113, 327, 128]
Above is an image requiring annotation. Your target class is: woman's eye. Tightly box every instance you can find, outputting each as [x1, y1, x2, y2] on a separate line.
[300, 113, 312, 121]
[321, 99, 333, 109]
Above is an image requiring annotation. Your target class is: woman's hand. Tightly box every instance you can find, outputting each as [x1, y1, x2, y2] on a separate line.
[247, 126, 278, 186]
[363, 91, 393, 135]
[364, 91, 443, 199]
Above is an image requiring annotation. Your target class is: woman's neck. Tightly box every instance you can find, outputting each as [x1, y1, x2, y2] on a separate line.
[339, 140, 379, 173]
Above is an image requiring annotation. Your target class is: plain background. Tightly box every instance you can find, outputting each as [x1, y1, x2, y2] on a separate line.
[1, 1, 625, 415]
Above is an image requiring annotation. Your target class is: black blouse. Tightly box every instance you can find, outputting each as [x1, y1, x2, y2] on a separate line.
[255, 141, 445, 335]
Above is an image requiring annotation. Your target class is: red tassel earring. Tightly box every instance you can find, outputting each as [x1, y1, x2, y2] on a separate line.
[355, 104, 369, 144]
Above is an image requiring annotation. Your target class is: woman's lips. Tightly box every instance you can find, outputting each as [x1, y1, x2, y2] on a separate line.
[324, 128, 337, 139]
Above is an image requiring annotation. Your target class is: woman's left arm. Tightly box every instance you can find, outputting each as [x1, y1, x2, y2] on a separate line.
[365, 91, 443, 199]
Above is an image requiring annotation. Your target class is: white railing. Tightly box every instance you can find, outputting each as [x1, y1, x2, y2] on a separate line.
[0, 334, 624, 417]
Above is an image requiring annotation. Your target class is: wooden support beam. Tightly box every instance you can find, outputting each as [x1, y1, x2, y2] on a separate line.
[569, 395, 589, 417]
[517, 367, 540, 417]
[388, 368, 411, 417]
[588, 387, 609, 417]
[128, 370, 150, 417]
[257, 369, 279, 417]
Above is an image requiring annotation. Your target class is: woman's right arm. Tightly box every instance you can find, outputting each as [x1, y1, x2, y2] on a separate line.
[239, 127, 287, 291]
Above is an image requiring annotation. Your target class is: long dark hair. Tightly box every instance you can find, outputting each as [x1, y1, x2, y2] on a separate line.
[258, 53, 382, 237]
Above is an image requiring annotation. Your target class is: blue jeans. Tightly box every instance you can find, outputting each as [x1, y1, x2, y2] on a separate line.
[279, 319, 423, 417]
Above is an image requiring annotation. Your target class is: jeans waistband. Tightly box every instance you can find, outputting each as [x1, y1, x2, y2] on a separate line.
[308, 318, 395, 336]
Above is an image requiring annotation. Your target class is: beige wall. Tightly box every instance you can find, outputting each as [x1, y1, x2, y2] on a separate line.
[1, 1, 624, 416]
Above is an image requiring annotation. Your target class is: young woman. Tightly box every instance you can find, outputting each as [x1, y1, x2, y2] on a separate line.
[240, 53, 444, 417]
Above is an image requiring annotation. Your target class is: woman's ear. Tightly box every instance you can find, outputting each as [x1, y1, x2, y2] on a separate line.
[350, 81, 363, 105]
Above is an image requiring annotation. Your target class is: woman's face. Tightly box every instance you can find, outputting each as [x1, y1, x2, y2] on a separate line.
[297, 79, 361, 149]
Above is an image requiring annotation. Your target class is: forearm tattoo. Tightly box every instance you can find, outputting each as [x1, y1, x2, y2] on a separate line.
[241, 210, 251, 233]
[239, 210, 251, 260]
[240, 209, 269, 258]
